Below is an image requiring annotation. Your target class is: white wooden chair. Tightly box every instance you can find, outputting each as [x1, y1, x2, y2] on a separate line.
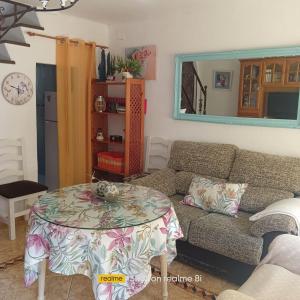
[144, 136, 172, 173]
[0, 138, 47, 240]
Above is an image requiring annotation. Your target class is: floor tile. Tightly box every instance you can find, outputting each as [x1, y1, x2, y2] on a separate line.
[0, 218, 238, 300]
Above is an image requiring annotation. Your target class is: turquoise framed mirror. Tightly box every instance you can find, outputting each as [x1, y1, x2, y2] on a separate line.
[174, 46, 300, 128]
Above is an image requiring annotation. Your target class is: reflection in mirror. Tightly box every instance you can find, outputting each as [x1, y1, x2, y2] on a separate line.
[181, 57, 300, 120]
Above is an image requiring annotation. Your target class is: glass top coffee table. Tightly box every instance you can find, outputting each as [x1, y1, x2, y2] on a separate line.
[33, 182, 172, 229]
[24, 183, 183, 300]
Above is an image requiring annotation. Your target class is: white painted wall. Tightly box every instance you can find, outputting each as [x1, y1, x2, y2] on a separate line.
[0, 13, 109, 180]
[193, 60, 240, 116]
[109, 0, 300, 157]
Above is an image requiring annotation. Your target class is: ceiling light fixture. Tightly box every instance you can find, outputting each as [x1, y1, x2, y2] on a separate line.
[35, 0, 80, 11]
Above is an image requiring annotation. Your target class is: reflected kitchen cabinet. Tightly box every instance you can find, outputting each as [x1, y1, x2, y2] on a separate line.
[262, 58, 286, 86]
[285, 56, 300, 86]
[238, 60, 263, 117]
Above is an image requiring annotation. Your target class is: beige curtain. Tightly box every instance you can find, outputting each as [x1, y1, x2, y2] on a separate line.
[56, 38, 96, 187]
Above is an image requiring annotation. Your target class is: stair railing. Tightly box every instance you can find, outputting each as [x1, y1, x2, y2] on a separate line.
[0, 7, 4, 26]
[182, 86, 196, 114]
[191, 64, 208, 115]
[0, 1, 34, 41]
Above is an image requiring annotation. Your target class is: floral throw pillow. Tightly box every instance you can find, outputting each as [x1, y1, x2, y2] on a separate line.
[181, 176, 247, 217]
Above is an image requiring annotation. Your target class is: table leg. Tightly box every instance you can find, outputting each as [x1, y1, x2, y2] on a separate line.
[38, 259, 46, 300]
[160, 254, 168, 300]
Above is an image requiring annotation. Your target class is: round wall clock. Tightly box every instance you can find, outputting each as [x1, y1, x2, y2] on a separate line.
[1, 72, 33, 105]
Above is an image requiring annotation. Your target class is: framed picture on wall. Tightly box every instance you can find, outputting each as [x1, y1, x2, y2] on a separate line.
[125, 45, 156, 80]
[213, 71, 233, 90]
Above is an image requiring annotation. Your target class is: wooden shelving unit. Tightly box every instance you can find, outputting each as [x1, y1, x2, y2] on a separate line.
[93, 165, 125, 176]
[94, 80, 126, 85]
[93, 111, 124, 116]
[91, 79, 145, 180]
[92, 139, 125, 145]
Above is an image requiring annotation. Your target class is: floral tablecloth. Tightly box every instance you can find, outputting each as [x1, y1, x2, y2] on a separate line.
[24, 183, 183, 300]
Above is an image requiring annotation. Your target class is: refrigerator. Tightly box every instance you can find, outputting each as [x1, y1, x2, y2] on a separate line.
[45, 91, 59, 191]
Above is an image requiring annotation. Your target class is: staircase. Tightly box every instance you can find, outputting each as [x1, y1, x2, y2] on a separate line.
[0, 0, 44, 64]
[182, 62, 208, 115]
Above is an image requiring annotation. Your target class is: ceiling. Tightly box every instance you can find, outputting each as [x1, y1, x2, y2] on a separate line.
[61, 0, 204, 24]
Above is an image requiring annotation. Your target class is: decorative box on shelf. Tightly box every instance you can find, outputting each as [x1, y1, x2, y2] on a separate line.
[97, 152, 125, 174]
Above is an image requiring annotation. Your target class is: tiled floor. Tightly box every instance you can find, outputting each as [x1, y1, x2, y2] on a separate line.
[0, 263, 214, 300]
[0, 218, 27, 264]
[0, 218, 237, 300]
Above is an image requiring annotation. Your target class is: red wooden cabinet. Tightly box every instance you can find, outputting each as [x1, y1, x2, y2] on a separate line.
[91, 79, 145, 179]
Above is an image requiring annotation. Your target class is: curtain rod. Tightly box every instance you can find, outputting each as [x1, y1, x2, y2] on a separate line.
[26, 31, 109, 49]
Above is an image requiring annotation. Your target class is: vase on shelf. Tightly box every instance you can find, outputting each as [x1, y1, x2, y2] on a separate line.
[98, 49, 107, 82]
[122, 72, 133, 80]
[265, 69, 272, 82]
[106, 75, 115, 81]
[95, 96, 106, 112]
[96, 128, 104, 141]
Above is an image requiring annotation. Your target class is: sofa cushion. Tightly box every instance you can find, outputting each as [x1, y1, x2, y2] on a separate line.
[229, 150, 300, 192]
[168, 141, 237, 179]
[182, 176, 247, 217]
[250, 214, 298, 237]
[131, 168, 176, 196]
[170, 194, 209, 241]
[240, 186, 294, 213]
[175, 171, 225, 195]
[188, 211, 263, 265]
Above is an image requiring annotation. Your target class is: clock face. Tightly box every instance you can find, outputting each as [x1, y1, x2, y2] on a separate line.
[1, 72, 33, 105]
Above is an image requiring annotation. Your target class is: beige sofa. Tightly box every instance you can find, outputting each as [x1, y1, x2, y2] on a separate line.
[132, 141, 300, 277]
[217, 234, 300, 300]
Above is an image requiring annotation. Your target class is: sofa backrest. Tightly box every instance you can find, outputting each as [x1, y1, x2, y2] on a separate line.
[229, 149, 300, 193]
[168, 141, 237, 179]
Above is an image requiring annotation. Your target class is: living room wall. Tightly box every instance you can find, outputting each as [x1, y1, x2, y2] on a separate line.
[194, 60, 240, 116]
[109, 0, 300, 157]
[0, 13, 109, 180]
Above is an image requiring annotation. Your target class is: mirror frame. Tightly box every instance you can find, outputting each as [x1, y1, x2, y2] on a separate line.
[174, 45, 300, 128]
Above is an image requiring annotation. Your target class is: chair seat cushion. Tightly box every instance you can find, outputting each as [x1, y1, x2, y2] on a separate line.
[0, 180, 48, 199]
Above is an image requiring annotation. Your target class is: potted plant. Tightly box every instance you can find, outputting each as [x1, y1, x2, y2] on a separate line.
[115, 56, 142, 79]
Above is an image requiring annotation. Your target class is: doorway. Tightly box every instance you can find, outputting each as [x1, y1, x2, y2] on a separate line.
[36, 63, 58, 191]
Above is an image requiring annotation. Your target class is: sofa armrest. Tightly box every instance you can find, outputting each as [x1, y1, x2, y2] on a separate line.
[217, 290, 255, 300]
[250, 214, 298, 237]
[258, 234, 300, 275]
[130, 168, 176, 196]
